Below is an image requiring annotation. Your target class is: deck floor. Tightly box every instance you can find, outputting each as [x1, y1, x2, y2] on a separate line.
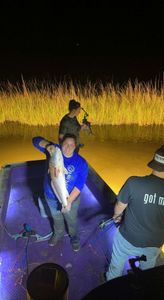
[0, 172, 116, 300]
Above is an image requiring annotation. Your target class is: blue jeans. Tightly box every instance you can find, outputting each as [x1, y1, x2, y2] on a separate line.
[106, 229, 161, 281]
[45, 194, 80, 239]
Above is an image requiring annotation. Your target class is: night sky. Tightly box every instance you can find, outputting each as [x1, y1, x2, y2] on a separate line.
[0, 0, 164, 83]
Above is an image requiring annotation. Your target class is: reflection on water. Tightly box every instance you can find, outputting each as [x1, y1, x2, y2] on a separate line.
[0, 121, 164, 142]
[92, 124, 164, 142]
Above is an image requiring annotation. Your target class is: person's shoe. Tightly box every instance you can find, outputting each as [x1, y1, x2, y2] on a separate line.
[48, 234, 62, 246]
[70, 237, 81, 252]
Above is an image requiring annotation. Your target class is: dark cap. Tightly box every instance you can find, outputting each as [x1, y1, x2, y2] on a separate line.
[147, 145, 164, 172]
[61, 133, 77, 145]
[69, 99, 81, 111]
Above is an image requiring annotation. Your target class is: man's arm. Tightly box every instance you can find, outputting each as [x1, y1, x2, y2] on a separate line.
[61, 187, 80, 212]
[39, 139, 51, 148]
[113, 177, 132, 222]
[32, 136, 55, 154]
[68, 187, 80, 204]
[113, 201, 128, 221]
[81, 123, 90, 131]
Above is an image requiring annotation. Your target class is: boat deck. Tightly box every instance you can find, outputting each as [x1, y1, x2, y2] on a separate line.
[0, 160, 116, 300]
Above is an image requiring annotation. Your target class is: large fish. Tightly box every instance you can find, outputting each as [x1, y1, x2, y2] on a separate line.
[49, 147, 69, 208]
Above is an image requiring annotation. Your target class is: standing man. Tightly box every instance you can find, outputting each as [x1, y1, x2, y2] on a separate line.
[32, 133, 88, 251]
[106, 145, 164, 280]
[58, 99, 88, 151]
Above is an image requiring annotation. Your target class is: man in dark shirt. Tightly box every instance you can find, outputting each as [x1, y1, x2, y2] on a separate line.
[59, 99, 88, 151]
[106, 145, 164, 280]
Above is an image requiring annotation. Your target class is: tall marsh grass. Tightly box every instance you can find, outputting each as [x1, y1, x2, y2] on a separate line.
[0, 80, 164, 126]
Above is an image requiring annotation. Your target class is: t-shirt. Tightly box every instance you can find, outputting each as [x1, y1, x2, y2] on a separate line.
[59, 114, 81, 143]
[118, 175, 164, 247]
[32, 136, 88, 203]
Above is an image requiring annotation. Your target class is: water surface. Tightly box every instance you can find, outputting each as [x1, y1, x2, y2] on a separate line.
[0, 122, 163, 194]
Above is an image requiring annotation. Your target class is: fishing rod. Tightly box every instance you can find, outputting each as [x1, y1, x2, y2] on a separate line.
[4, 223, 53, 242]
[81, 107, 94, 135]
[99, 214, 122, 230]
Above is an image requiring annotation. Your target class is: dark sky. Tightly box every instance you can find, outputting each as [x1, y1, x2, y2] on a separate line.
[0, 0, 164, 83]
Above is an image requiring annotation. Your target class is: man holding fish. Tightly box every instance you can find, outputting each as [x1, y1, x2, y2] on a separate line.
[32, 133, 88, 251]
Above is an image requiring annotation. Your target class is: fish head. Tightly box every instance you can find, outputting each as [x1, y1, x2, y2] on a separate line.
[50, 147, 64, 169]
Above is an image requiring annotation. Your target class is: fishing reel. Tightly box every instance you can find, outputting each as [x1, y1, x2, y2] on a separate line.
[99, 218, 114, 230]
[99, 212, 124, 230]
[81, 107, 93, 134]
[99, 217, 121, 230]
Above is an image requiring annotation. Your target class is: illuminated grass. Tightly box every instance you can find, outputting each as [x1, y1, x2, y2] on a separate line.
[0, 80, 164, 126]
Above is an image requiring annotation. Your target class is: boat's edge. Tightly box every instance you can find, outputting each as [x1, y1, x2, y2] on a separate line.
[0, 159, 116, 228]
